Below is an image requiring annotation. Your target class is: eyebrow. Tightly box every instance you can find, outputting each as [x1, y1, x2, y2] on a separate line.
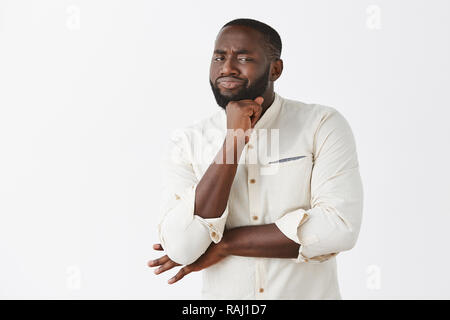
[213, 49, 254, 55]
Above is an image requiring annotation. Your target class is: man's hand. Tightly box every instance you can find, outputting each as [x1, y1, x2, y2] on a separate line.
[147, 241, 228, 284]
[147, 243, 181, 277]
[225, 97, 264, 144]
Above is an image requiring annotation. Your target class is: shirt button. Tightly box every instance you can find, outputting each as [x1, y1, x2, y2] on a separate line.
[249, 179, 256, 184]
[211, 231, 217, 238]
[252, 216, 258, 221]
[175, 194, 180, 200]
[259, 288, 264, 293]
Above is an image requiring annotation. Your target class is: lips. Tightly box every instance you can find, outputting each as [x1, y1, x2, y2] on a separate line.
[217, 77, 245, 89]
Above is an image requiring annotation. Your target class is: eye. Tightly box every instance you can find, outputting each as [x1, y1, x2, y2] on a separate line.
[238, 57, 253, 62]
[213, 56, 224, 61]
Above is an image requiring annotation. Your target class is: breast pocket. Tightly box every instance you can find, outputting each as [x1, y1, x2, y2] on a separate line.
[259, 154, 313, 219]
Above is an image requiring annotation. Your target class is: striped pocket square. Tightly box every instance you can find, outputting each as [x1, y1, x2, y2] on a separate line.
[268, 155, 306, 164]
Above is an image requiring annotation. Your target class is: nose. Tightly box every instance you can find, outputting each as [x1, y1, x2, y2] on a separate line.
[220, 57, 239, 77]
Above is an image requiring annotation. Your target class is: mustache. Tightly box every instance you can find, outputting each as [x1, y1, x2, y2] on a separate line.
[215, 76, 247, 86]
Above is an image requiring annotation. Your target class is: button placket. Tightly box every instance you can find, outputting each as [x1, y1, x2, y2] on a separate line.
[255, 260, 266, 298]
[246, 135, 261, 224]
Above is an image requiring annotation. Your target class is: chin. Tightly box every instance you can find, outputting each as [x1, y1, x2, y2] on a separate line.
[221, 89, 247, 100]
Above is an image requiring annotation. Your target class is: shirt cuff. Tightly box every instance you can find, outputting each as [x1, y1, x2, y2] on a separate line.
[296, 249, 339, 264]
[275, 208, 335, 264]
[195, 209, 228, 243]
[274, 208, 310, 244]
[193, 183, 229, 244]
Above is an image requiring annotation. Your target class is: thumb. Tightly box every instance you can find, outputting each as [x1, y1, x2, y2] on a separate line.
[254, 96, 264, 105]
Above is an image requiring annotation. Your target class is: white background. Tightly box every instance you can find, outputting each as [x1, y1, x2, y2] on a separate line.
[1, 0, 449, 299]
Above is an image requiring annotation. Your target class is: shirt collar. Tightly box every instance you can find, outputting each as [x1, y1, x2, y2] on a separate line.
[254, 92, 282, 130]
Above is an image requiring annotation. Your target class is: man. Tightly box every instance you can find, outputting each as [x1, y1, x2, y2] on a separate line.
[148, 18, 363, 299]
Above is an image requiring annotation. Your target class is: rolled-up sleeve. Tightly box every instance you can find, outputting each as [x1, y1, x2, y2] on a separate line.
[157, 129, 229, 265]
[274, 108, 363, 263]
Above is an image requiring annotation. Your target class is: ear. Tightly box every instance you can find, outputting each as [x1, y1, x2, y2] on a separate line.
[270, 59, 283, 81]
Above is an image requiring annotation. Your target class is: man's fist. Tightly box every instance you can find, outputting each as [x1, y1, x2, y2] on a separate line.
[225, 97, 264, 132]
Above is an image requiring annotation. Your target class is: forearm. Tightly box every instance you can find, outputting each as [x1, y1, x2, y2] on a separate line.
[222, 223, 300, 259]
[194, 135, 244, 219]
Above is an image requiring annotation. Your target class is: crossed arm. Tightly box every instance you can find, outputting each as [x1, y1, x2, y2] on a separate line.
[148, 223, 300, 284]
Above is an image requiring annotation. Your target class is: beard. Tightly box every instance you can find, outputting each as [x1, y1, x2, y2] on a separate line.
[209, 67, 271, 109]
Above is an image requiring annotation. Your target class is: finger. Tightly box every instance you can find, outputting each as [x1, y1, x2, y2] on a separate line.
[154, 260, 180, 275]
[147, 255, 169, 267]
[153, 243, 163, 251]
[168, 266, 192, 284]
[254, 96, 264, 105]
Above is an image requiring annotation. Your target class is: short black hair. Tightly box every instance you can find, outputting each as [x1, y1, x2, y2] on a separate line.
[221, 18, 282, 61]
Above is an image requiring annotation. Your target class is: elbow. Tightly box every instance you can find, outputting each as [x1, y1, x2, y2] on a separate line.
[158, 220, 212, 265]
[331, 205, 362, 253]
[331, 214, 361, 253]
[336, 228, 359, 252]
[164, 238, 205, 265]
[339, 209, 362, 252]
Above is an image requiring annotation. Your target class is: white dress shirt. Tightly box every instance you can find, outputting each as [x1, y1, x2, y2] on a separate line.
[157, 92, 363, 299]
